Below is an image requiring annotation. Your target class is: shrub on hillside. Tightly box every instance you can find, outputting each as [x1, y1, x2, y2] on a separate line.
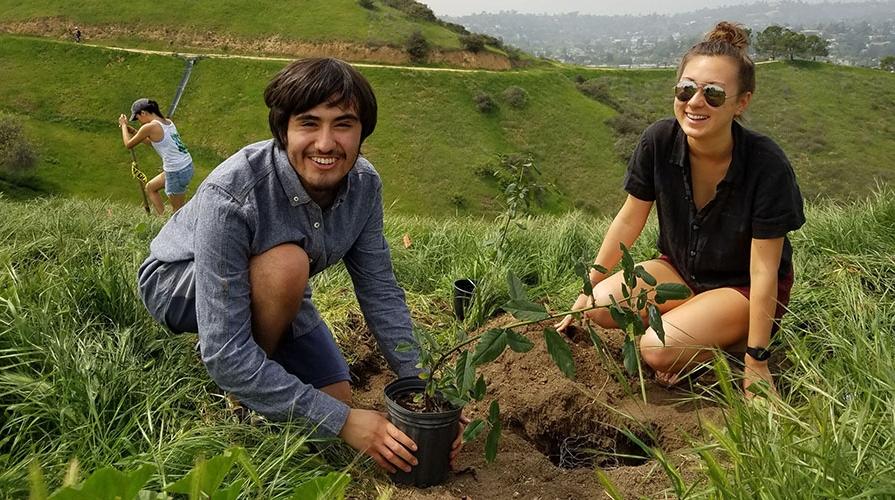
[383, 0, 437, 22]
[0, 114, 37, 174]
[459, 34, 487, 53]
[358, 0, 375, 9]
[501, 86, 529, 109]
[406, 30, 430, 63]
[473, 91, 498, 113]
[576, 77, 620, 111]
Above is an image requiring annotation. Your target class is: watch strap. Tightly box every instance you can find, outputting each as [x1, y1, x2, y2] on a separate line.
[746, 346, 771, 361]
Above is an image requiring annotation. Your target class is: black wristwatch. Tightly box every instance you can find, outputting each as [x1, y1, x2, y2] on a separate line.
[746, 346, 771, 361]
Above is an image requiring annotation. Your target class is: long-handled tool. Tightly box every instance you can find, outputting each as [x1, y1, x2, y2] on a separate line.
[130, 149, 151, 214]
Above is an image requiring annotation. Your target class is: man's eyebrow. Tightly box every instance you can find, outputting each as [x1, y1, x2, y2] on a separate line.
[334, 113, 359, 121]
[294, 113, 320, 121]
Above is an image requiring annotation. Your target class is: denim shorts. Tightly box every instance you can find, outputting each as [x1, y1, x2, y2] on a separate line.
[137, 256, 350, 388]
[164, 163, 193, 195]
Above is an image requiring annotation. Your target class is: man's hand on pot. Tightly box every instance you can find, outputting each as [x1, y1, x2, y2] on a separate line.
[450, 414, 470, 468]
[340, 408, 418, 473]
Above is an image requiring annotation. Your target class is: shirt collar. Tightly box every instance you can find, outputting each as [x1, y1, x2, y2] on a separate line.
[669, 120, 747, 186]
[273, 144, 355, 208]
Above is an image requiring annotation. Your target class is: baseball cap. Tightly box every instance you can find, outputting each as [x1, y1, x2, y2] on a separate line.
[129, 98, 152, 121]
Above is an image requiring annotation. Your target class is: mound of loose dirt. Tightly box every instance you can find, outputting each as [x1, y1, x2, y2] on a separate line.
[352, 317, 723, 499]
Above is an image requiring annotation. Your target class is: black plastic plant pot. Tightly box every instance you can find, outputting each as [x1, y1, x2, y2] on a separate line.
[384, 377, 461, 488]
[452, 278, 476, 321]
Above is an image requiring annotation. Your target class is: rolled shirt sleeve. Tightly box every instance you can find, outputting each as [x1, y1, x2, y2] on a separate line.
[623, 128, 657, 202]
[343, 183, 421, 379]
[192, 184, 350, 436]
[751, 145, 806, 239]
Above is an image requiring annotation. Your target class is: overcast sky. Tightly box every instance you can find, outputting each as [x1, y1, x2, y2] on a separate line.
[424, 0, 849, 17]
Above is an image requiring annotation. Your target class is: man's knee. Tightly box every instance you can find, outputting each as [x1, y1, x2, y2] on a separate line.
[250, 244, 310, 298]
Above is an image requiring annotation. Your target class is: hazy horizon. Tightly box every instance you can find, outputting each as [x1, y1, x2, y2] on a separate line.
[424, 0, 860, 17]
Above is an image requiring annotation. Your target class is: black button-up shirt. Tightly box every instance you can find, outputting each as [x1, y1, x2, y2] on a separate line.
[624, 118, 805, 291]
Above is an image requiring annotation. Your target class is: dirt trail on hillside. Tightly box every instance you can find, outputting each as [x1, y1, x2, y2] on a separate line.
[0, 18, 511, 70]
[352, 316, 722, 499]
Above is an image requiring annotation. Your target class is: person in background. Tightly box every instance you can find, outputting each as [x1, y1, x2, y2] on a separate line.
[118, 98, 194, 215]
[557, 22, 805, 398]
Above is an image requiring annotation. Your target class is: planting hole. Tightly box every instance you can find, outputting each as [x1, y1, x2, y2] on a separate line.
[511, 424, 652, 469]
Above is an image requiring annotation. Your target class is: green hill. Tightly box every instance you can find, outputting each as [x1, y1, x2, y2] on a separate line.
[1, 35, 893, 217]
[0, 0, 515, 68]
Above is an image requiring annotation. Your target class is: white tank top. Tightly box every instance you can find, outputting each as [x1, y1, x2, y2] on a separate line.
[150, 120, 192, 172]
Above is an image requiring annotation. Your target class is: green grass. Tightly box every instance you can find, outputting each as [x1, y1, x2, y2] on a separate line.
[2, 37, 894, 218]
[0, 35, 624, 216]
[0, 0, 463, 49]
[1, 188, 894, 495]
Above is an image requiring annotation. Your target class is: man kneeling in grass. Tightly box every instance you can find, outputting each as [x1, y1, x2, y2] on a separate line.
[137, 58, 458, 473]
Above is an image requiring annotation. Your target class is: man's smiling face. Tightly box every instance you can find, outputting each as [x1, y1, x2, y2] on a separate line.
[285, 100, 362, 205]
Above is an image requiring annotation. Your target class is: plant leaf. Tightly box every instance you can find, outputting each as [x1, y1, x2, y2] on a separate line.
[463, 419, 486, 442]
[485, 401, 502, 463]
[502, 298, 549, 322]
[543, 327, 576, 379]
[472, 375, 487, 400]
[587, 324, 603, 350]
[574, 261, 592, 296]
[506, 271, 527, 301]
[488, 400, 500, 425]
[591, 263, 608, 275]
[620, 243, 636, 289]
[623, 336, 638, 375]
[647, 304, 665, 345]
[654, 283, 692, 304]
[290, 472, 351, 500]
[485, 420, 502, 463]
[607, 295, 629, 331]
[634, 265, 657, 286]
[506, 330, 534, 353]
[471, 329, 508, 366]
[395, 341, 416, 353]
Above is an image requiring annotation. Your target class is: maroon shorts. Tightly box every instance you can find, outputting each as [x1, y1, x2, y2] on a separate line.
[658, 255, 794, 330]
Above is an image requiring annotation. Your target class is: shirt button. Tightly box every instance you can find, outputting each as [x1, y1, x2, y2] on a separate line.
[690, 275, 696, 280]
[692, 224, 700, 230]
[293, 196, 300, 203]
[690, 250, 696, 256]
[313, 222, 320, 229]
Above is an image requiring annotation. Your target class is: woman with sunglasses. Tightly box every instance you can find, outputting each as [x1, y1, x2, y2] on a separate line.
[556, 22, 804, 398]
[118, 98, 194, 215]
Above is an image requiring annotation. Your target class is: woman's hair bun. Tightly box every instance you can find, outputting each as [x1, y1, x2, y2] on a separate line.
[705, 21, 750, 51]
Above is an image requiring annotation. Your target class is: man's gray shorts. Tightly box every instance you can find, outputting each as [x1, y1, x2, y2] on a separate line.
[137, 256, 350, 388]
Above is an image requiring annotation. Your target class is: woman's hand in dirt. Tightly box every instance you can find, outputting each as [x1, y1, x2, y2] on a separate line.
[554, 293, 594, 334]
[118, 114, 129, 127]
[743, 359, 777, 400]
[340, 408, 418, 473]
[450, 414, 470, 468]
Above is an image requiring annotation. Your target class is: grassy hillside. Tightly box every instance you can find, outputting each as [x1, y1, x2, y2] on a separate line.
[1, 35, 894, 217]
[564, 60, 895, 203]
[0, 35, 622, 216]
[0, 0, 465, 51]
[1, 191, 893, 495]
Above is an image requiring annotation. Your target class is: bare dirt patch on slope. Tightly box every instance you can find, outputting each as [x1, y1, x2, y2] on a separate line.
[0, 19, 512, 70]
[352, 317, 721, 499]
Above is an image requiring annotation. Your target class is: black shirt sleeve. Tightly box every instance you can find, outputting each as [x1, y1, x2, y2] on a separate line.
[751, 140, 806, 239]
[623, 128, 657, 202]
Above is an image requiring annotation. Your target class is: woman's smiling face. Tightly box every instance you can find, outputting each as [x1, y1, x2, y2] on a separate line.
[674, 55, 751, 144]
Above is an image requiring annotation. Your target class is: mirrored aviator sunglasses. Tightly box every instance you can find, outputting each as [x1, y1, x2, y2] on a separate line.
[674, 79, 728, 107]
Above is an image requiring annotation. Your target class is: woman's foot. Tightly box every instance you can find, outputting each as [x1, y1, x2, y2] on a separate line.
[654, 370, 682, 387]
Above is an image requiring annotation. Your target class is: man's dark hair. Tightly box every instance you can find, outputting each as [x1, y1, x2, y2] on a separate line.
[264, 58, 378, 149]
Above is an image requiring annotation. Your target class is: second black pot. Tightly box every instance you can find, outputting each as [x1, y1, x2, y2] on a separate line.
[384, 377, 461, 488]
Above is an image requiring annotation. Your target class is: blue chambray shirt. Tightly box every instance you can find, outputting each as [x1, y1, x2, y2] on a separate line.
[148, 139, 420, 436]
